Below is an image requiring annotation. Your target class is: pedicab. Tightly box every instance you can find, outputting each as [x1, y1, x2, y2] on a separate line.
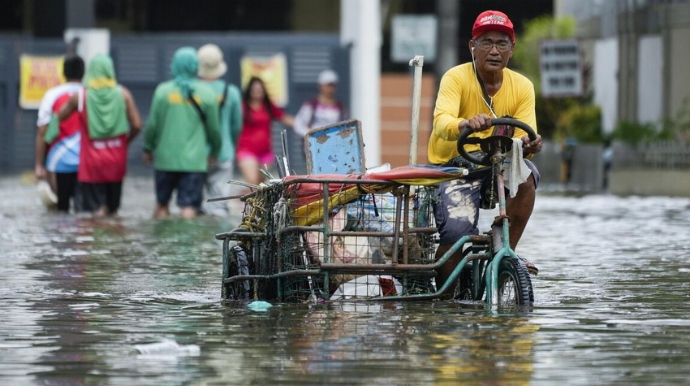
[214, 115, 536, 307]
[216, 55, 533, 306]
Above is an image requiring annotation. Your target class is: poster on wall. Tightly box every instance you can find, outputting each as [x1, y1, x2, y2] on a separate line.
[240, 53, 288, 107]
[19, 55, 65, 109]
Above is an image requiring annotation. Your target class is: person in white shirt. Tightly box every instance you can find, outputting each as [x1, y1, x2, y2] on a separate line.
[293, 69, 347, 138]
[34, 54, 85, 212]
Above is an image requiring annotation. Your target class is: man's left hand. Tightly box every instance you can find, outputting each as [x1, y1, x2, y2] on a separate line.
[522, 134, 543, 154]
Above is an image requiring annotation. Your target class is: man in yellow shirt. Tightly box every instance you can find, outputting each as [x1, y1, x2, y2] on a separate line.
[429, 10, 544, 291]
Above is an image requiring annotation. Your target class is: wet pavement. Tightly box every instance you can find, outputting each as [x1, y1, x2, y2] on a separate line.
[1, 174, 689, 385]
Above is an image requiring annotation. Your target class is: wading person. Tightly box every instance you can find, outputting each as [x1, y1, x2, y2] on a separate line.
[35, 54, 85, 212]
[429, 10, 544, 292]
[143, 47, 221, 219]
[196, 44, 242, 217]
[236, 77, 294, 187]
[58, 54, 142, 217]
[293, 69, 347, 137]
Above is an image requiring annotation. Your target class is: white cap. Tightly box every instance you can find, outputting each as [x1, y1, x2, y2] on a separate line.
[318, 69, 338, 85]
[197, 44, 227, 79]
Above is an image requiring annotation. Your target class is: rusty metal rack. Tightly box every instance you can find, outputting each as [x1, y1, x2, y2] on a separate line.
[216, 117, 538, 306]
[216, 175, 453, 302]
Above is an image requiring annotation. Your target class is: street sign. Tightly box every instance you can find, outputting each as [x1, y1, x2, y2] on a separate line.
[391, 15, 437, 63]
[540, 39, 582, 98]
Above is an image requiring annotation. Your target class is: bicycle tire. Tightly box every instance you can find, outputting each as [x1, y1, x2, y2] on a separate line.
[496, 258, 533, 306]
[453, 262, 475, 301]
[225, 245, 251, 300]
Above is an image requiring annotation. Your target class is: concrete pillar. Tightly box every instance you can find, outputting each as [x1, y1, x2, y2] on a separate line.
[617, 9, 641, 124]
[341, 0, 382, 167]
[436, 0, 458, 78]
[660, 3, 690, 119]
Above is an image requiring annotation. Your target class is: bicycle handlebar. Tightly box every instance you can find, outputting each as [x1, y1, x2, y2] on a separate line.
[457, 118, 537, 166]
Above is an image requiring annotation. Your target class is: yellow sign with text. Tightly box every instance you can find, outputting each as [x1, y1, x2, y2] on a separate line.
[20, 55, 65, 109]
[240, 53, 288, 107]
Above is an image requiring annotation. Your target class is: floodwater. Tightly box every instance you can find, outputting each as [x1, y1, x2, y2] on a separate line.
[1, 175, 690, 386]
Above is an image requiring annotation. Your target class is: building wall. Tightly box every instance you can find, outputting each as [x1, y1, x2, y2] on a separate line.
[594, 38, 618, 134]
[617, 9, 641, 125]
[564, 1, 690, 131]
[290, 0, 340, 32]
[609, 170, 690, 197]
[637, 35, 662, 124]
[662, 4, 690, 118]
[379, 73, 436, 168]
[569, 144, 604, 192]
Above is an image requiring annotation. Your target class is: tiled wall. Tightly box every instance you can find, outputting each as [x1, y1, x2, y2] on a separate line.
[380, 73, 437, 167]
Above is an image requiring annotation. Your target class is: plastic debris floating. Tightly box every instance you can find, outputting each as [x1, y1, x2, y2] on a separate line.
[247, 300, 273, 312]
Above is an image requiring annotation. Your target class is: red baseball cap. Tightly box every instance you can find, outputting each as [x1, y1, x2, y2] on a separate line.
[472, 10, 515, 43]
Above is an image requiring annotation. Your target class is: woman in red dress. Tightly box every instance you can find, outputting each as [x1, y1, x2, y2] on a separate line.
[236, 77, 293, 186]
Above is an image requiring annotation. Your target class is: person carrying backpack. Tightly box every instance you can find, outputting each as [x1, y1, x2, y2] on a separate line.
[143, 47, 221, 219]
[293, 69, 347, 138]
[196, 44, 242, 217]
[34, 54, 85, 212]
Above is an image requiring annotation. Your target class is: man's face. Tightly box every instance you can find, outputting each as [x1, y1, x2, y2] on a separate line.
[471, 31, 514, 73]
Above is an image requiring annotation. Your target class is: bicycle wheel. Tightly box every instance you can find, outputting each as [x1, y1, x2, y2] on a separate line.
[225, 244, 252, 300]
[496, 258, 533, 306]
[453, 262, 475, 301]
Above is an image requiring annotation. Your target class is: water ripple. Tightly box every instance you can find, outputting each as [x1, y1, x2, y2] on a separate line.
[2, 177, 690, 385]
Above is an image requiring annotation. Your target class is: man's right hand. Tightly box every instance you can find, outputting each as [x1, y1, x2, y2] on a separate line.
[35, 164, 47, 180]
[459, 114, 493, 133]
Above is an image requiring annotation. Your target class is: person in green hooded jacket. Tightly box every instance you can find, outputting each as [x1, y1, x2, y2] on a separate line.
[143, 47, 221, 219]
[58, 54, 142, 217]
[196, 43, 242, 217]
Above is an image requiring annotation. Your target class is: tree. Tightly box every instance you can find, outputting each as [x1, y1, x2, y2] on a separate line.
[511, 15, 598, 141]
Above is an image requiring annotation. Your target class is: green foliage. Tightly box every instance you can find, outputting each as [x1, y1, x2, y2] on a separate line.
[665, 97, 690, 145]
[534, 94, 574, 140]
[512, 15, 576, 93]
[557, 103, 604, 143]
[610, 121, 669, 145]
[611, 98, 690, 145]
[511, 15, 599, 141]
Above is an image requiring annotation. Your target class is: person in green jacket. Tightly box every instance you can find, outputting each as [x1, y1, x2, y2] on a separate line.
[196, 43, 242, 217]
[143, 47, 221, 219]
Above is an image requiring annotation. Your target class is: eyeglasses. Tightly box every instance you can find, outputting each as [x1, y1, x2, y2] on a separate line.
[473, 39, 512, 52]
